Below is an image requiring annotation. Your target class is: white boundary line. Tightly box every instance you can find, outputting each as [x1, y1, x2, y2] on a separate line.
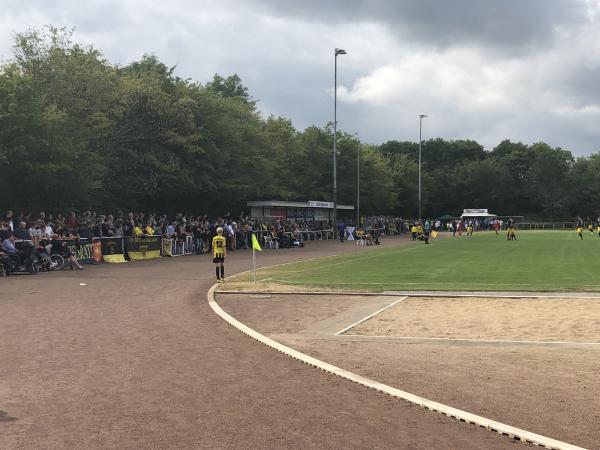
[334, 296, 408, 336]
[207, 284, 586, 450]
[339, 334, 600, 346]
[217, 290, 600, 299]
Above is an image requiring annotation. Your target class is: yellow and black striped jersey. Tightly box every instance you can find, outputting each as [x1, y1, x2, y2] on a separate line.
[212, 235, 226, 257]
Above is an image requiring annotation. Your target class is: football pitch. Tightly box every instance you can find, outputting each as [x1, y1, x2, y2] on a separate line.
[249, 231, 600, 292]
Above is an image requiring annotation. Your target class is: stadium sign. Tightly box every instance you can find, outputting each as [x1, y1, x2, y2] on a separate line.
[308, 200, 334, 209]
[463, 209, 488, 214]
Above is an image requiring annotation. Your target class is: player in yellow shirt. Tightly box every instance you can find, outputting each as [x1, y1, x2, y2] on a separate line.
[212, 227, 227, 282]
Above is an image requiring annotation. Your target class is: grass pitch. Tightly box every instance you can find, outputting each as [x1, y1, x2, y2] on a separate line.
[247, 231, 600, 292]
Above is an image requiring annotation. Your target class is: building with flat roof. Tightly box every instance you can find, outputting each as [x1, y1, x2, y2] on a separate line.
[247, 200, 354, 222]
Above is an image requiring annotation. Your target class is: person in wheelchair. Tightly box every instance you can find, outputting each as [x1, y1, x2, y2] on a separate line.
[30, 235, 53, 271]
[51, 233, 85, 270]
[1, 233, 18, 256]
[2, 234, 40, 274]
[0, 249, 11, 276]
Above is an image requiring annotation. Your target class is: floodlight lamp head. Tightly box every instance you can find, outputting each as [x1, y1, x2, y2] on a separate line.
[420, 114, 428, 118]
[335, 48, 347, 55]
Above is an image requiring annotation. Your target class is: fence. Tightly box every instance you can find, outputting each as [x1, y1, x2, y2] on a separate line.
[253, 229, 335, 246]
[20, 229, 340, 264]
[519, 222, 577, 230]
[162, 235, 195, 256]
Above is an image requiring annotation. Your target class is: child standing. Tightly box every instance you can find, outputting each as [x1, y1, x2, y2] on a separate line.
[212, 227, 227, 282]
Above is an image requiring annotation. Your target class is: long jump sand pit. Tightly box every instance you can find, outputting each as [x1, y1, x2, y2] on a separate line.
[345, 296, 600, 343]
[217, 292, 600, 449]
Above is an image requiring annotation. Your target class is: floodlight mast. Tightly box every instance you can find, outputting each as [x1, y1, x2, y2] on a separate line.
[418, 114, 428, 221]
[333, 48, 346, 229]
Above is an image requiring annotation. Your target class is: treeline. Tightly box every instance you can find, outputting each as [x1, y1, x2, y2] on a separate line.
[1, 27, 598, 220]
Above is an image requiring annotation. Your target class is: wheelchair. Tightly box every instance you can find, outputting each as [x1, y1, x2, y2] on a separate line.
[6, 241, 41, 274]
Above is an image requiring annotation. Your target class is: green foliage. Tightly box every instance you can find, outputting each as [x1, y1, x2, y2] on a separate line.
[1, 27, 600, 220]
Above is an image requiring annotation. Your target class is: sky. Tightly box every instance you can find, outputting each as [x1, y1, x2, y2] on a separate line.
[2, 0, 600, 155]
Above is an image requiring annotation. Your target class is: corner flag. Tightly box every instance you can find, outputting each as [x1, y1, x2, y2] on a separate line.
[251, 233, 261, 283]
[251, 234, 262, 251]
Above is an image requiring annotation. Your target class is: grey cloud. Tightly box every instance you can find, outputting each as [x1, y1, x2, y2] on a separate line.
[252, 0, 588, 53]
[1, 0, 600, 155]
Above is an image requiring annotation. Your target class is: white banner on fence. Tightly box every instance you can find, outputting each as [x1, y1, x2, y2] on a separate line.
[346, 227, 355, 240]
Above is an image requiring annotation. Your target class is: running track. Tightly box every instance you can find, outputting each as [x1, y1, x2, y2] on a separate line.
[0, 239, 511, 449]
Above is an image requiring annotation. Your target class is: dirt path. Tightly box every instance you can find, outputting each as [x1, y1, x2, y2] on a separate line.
[1, 237, 512, 449]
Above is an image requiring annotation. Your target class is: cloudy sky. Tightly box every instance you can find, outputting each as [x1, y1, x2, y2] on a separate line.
[2, 0, 600, 154]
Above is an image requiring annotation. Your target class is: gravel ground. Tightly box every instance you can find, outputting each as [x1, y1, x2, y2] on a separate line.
[0, 237, 514, 449]
[219, 291, 600, 449]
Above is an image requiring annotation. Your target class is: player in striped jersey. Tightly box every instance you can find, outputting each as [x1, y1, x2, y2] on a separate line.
[212, 227, 227, 282]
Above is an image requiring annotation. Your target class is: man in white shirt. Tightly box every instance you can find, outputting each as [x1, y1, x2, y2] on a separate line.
[43, 222, 54, 240]
[29, 221, 43, 240]
[227, 222, 235, 251]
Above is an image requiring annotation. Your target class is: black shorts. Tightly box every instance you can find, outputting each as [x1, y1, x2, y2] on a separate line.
[213, 255, 225, 263]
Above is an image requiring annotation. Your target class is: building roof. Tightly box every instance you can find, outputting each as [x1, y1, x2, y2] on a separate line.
[460, 208, 496, 218]
[461, 212, 496, 218]
[247, 200, 354, 210]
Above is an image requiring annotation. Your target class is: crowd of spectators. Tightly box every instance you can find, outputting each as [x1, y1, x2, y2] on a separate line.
[0, 209, 410, 276]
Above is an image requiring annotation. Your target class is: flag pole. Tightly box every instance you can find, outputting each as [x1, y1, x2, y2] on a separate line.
[253, 245, 256, 283]
[251, 232, 261, 284]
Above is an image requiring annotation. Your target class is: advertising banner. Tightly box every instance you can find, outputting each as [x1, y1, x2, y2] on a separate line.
[101, 237, 126, 263]
[67, 238, 94, 264]
[126, 236, 162, 260]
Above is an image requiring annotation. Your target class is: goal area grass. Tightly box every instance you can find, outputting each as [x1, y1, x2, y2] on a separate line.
[244, 231, 600, 292]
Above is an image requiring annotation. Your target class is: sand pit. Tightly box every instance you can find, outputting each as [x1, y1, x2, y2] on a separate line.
[346, 296, 600, 342]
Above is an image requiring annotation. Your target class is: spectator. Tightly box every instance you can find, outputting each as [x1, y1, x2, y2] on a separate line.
[5, 210, 15, 232]
[14, 221, 31, 240]
[0, 220, 12, 241]
[42, 221, 55, 240]
[166, 222, 176, 237]
[78, 221, 93, 240]
[123, 213, 135, 237]
[51, 232, 84, 270]
[133, 222, 144, 237]
[1, 234, 18, 255]
[29, 220, 43, 240]
[143, 223, 155, 235]
[114, 219, 124, 238]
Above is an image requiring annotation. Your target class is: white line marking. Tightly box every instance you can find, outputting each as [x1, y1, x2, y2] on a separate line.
[217, 290, 600, 299]
[207, 285, 585, 450]
[383, 291, 600, 299]
[270, 279, 600, 288]
[339, 335, 600, 346]
[334, 296, 408, 336]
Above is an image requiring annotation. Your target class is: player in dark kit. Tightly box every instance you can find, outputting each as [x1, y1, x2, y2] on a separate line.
[212, 227, 226, 282]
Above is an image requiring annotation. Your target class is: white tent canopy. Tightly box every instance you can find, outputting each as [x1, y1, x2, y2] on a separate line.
[460, 209, 496, 218]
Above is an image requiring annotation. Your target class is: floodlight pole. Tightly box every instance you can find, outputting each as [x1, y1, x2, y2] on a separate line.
[356, 145, 360, 227]
[333, 48, 346, 230]
[418, 114, 427, 221]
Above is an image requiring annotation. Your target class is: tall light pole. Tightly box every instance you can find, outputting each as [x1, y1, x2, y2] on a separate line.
[356, 146, 360, 226]
[333, 48, 346, 228]
[418, 114, 427, 221]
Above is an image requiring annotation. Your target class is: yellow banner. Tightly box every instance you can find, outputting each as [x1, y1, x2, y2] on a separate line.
[103, 254, 127, 263]
[128, 250, 161, 260]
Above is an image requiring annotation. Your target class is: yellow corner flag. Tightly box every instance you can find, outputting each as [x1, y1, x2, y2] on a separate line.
[252, 234, 262, 251]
